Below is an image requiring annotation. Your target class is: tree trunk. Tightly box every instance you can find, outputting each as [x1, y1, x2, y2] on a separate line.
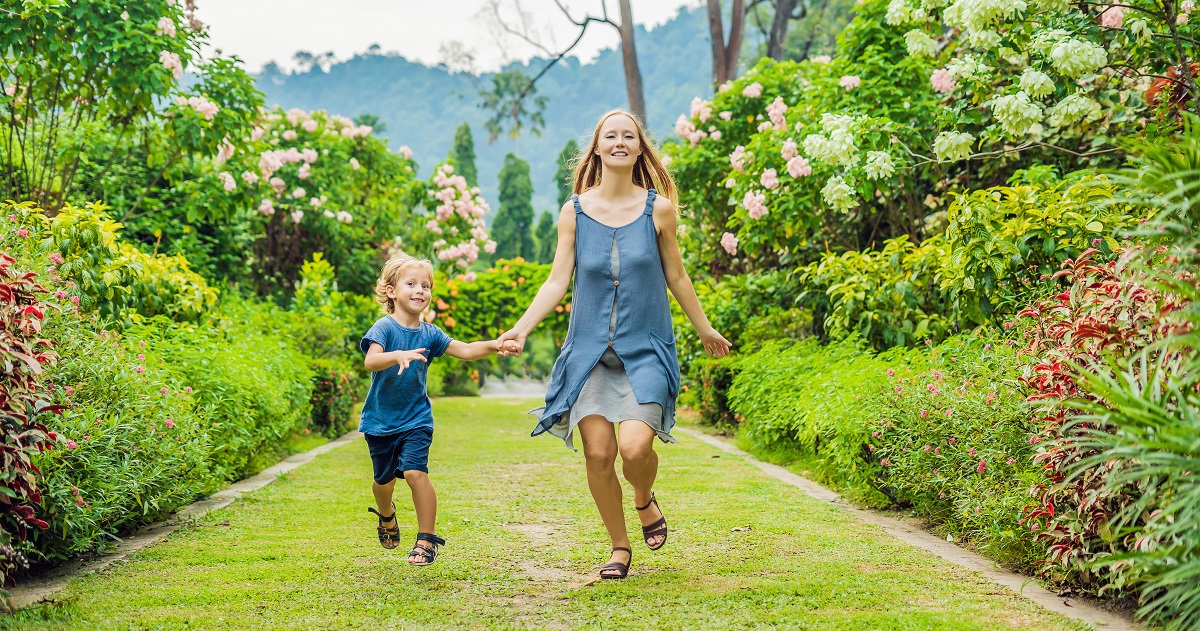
[768, 0, 798, 60]
[707, 0, 746, 88]
[617, 0, 647, 126]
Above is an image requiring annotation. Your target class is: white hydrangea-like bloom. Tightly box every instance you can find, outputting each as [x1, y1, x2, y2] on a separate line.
[933, 131, 975, 161]
[921, 0, 950, 9]
[905, 30, 939, 57]
[965, 29, 1001, 50]
[943, 0, 1027, 34]
[947, 55, 993, 81]
[1029, 0, 1068, 9]
[911, 7, 930, 20]
[1048, 37, 1107, 78]
[1019, 68, 1056, 98]
[991, 91, 1044, 136]
[1046, 93, 1102, 126]
[864, 151, 896, 180]
[1127, 18, 1152, 42]
[887, 0, 912, 25]
[802, 114, 859, 168]
[822, 176, 859, 211]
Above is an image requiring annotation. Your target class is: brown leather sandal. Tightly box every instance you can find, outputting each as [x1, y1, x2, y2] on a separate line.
[600, 547, 632, 579]
[636, 492, 668, 551]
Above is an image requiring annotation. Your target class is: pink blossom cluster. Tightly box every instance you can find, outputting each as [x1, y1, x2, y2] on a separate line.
[930, 68, 956, 93]
[760, 168, 780, 190]
[674, 115, 708, 146]
[742, 82, 763, 98]
[258, 199, 275, 215]
[399, 146, 413, 160]
[730, 145, 747, 172]
[766, 97, 788, 131]
[720, 232, 738, 255]
[302, 119, 319, 133]
[156, 16, 176, 37]
[436, 241, 482, 268]
[349, 157, 361, 170]
[218, 172, 236, 192]
[743, 190, 768, 219]
[258, 147, 317, 178]
[427, 164, 494, 266]
[689, 97, 713, 122]
[781, 139, 799, 160]
[786, 156, 812, 178]
[719, 111, 733, 121]
[216, 143, 235, 163]
[335, 211, 353, 223]
[341, 124, 374, 138]
[160, 51, 183, 79]
[839, 75, 861, 91]
[175, 95, 218, 120]
[286, 108, 308, 125]
[1099, 4, 1128, 27]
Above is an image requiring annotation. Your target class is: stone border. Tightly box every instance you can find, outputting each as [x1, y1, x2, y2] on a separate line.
[9, 430, 362, 609]
[676, 427, 1145, 631]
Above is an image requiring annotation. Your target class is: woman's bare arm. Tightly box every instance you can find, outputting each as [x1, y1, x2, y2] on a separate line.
[652, 197, 732, 357]
[499, 202, 577, 353]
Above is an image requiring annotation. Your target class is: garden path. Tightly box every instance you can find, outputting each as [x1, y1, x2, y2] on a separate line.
[6, 398, 1102, 631]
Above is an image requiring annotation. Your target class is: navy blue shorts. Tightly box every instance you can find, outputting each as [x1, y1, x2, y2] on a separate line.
[364, 426, 433, 484]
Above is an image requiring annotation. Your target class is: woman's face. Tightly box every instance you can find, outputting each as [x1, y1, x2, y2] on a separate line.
[595, 114, 642, 170]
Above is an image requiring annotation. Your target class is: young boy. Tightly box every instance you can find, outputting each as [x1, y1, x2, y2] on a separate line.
[360, 253, 508, 566]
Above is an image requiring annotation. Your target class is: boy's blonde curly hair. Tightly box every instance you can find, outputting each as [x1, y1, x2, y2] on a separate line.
[374, 253, 435, 313]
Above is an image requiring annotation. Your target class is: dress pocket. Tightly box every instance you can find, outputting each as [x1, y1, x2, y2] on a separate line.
[647, 331, 680, 398]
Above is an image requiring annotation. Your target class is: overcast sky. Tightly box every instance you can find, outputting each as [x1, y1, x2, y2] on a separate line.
[195, 0, 699, 73]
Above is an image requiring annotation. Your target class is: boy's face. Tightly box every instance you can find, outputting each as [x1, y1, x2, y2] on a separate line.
[386, 269, 433, 316]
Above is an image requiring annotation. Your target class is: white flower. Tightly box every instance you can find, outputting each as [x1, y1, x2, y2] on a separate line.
[942, 0, 1027, 33]
[1029, 0, 1067, 9]
[821, 176, 859, 211]
[803, 114, 859, 168]
[991, 91, 1044, 136]
[887, 0, 912, 25]
[1019, 68, 1056, 98]
[864, 151, 896, 180]
[947, 55, 992, 82]
[1048, 37, 1107, 78]
[905, 30, 939, 58]
[1046, 93, 1102, 127]
[120, 10, 129, 20]
[933, 131, 975, 161]
[965, 29, 1001, 50]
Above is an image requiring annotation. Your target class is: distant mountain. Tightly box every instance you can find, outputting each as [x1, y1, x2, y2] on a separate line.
[254, 6, 716, 217]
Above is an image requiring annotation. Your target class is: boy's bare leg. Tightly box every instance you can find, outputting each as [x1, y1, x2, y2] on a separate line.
[371, 478, 400, 549]
[577, 416, 632, 569]
[403, 470, 438, 563]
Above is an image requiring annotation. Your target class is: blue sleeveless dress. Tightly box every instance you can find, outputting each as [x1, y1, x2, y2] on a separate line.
[531, 188, 681, 447]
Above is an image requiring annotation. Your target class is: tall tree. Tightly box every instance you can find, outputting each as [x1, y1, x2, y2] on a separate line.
[554, 139, 579, 207]
[491, 153, 536, 261]
[767, 0, 799, 60]
[615, 0, 646, 124]
[451, 123, 479, 187]
[707, 0, 746, 88]
[533, 211, 556, 264]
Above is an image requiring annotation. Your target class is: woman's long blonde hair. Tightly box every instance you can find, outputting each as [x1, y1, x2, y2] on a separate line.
[572, 109, 678, 208]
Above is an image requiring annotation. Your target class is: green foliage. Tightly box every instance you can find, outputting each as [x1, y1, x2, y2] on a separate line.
[554, 139, 579, 207]
[451, 123, 479, 188]
[478, 69, 546, 144]
[491, 153, 536, 261]
[532, 211, 556, 265]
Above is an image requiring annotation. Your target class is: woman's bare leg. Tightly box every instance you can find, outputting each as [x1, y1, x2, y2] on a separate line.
[577, 415, 632, 567]
[618, 420, 664, 548]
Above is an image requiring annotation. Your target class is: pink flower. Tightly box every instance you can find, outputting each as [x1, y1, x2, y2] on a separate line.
[742, 190, 768, 220]
[968, 447, 976, 456]
[297, 163, 311, 180]
[70, 295, 80, 305]
[156, 16, 177, 37]
[54, 290, 67, 300]
[945, 409, 953, 418]
[880, 458, 890, 467]
[282, 129, 298, 141]
[349, 157, 361, 170]
[720, 232, 738, 255]
[49, 252, 64, 264]
[399, 146, 413, 160]
[766, 96, 788, 131]
[786, 156, 812, 178]
[138, 354, 145, 361]
[983, 343, 991, 351]
[730, 145, 747, 172]
[919, 409, 928, 418]
[923, 445, 931, 452]
[301, 148, 319, 163]
[1007, 457, 1016, 465]
[719, 111, 733, 121]
[484, 240, 497, 254]
[165, 419, 175, 428]
[159, 51, 183, 79]
[1031, 522, 1040, 531]
[781, 139, 798, 160]
[135, 366, 145, 373]
[1099, 4, 1128, 27]
[218, 172, 236, 192]
[66, 439, 77, 449]
[934, 447, 940, 455]
[839, 75, 861, 91]
[986, 391, 997, 405]
[930, 69, 956, 93]
[269, 177, 286, 192]
[16, 228, 28, 237]
[464, 272, 477, 282]
[742, 82, 763, 98]
[241, 171, 260, 185]
[948, 437, 957, 444]
[938, 492, 946, 499]
[871, 431, 881, 438]
[65, 386, 74, 395]
[186, 386, 193, 394]
[1185, 0, 1196, 12]
[302, 119, 318, 133]
[977, 459, 988, 474]
[710, 130, 722, 141]
[760, 168, 780, 190]
[160, 387, 169, 394]
[292, 187, 306, 199]
[887, 369, 895, 377]
[290, 210, 304, 224]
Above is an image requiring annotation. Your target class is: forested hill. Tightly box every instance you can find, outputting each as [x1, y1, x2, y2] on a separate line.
[254, 6, 715, 215]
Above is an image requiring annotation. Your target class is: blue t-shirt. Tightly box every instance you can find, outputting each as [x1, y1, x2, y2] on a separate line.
[358, 317, 453, 436]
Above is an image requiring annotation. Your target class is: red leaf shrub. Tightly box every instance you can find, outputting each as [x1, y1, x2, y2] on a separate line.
[1018, 247, 1191, 590]
[0, 252, 60, 600]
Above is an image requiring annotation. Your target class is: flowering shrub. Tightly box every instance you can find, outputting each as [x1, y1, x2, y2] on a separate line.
[308, 359, 359, 438]
[401, 163, 495, 273]
[0, 252, 60, 600]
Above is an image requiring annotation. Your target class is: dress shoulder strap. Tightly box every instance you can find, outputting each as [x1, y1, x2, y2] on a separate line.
[571, 193, 583, 214]
[643, 188, 658, 215]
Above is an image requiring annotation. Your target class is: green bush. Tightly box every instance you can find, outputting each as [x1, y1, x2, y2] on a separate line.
[685, 356, 740, 428]
[308, 358, 360, 438]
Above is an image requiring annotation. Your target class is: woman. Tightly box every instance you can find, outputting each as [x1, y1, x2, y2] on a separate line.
[498, 109, 732, 580]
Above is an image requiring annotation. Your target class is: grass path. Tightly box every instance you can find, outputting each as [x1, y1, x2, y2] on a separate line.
[7, 398, 1087, 631]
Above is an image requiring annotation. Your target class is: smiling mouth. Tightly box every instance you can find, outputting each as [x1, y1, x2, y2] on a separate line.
[612, 151, 628, 157]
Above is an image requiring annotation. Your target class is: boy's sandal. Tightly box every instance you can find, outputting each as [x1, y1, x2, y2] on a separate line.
[636, 492, 668, 551]
[600, 547, 632, 580]
[408, 532, 446, 566]
[367, 503, 400, 550]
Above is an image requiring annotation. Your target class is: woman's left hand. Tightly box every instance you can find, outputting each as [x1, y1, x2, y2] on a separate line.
[699, 327, 733, 358]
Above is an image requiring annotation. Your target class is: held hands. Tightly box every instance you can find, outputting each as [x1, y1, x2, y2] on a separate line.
[392, 348, 428, 375]
[497, 328, 527, 357]
[700, 327, 733, 358]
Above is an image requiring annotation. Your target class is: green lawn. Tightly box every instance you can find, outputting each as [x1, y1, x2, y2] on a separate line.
[7, 398, 1087, 631]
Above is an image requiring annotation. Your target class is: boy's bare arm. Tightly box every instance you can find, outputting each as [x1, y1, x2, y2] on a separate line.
[364, 342, 428, 374]
[443, 339, 520, 361]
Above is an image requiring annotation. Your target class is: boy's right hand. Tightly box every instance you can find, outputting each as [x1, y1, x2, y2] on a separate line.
[498, 339, 522, 357]
[392, 348, 428, 375]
